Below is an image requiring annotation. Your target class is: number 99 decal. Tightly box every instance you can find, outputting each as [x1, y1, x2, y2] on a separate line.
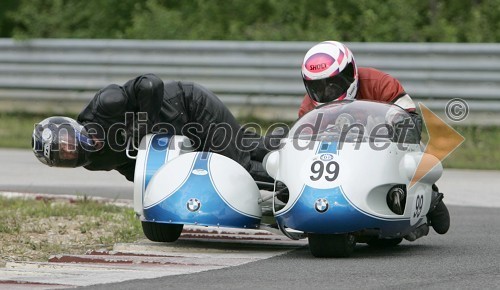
[302, 154, 342, 188]
[413, 195, 424, 218]
[310, 160, 340, 182]
[410, 188, 426, 226]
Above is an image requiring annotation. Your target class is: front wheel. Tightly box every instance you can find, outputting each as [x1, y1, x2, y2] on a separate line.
[142, 221, 183, 242]
[308, 233, 356, 258]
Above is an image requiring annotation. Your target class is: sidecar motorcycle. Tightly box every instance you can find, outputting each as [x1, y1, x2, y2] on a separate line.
[133, 100, 443, 257]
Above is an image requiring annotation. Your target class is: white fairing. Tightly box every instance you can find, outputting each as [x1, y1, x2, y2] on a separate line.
[269, 100, 443, 231]
[143, 152, 262, 219]
[208, 153, 262, 218]
[275, 140, 433, 219]
[133, 134, 192, 216]
[401, 152, 443, 184]
[142, 152, 197, 209]
[263, 151, 280, 179]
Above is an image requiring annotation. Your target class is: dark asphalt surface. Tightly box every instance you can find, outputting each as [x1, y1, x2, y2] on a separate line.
[79, 205, 499, 290]
[2, 149, 498, 289]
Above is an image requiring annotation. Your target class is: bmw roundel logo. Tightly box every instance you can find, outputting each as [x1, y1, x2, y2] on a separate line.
[187, 198, 201, 212]
[314, 198, 329, 213]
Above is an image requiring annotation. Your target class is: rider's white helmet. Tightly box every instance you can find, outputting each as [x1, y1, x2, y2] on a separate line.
[301, 41, 358, 104]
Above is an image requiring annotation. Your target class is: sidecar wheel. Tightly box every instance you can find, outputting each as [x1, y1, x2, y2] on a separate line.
[142, 221, 183, 242]
[367, 237, 403, 248]
[308, 233, 356, 258]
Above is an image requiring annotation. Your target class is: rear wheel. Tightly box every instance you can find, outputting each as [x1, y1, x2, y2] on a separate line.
[308, 233, 356, 258]
[141, 221, 183, 242]
[367, 237, 403, 248]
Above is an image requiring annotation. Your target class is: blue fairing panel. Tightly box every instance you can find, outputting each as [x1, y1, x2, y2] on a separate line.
[317, 141, 338, 154]
[276, 185, 410, 235]
[142, 134, 171, 193]
[143, 152, 261, 229]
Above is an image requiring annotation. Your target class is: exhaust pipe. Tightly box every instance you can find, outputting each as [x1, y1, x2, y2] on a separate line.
[387, 185, 406, 215]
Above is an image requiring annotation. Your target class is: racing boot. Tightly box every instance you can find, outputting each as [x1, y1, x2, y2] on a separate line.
[427, 184, 450, 234]
[404, 223, 430, 241]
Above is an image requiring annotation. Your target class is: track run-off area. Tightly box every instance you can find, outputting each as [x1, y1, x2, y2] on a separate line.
[0, 149, 499, 289]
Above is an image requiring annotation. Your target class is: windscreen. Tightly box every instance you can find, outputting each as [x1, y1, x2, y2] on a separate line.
[288, 100, 419, 144]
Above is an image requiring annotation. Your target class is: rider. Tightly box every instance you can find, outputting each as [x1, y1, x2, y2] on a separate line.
[32, 74, 272, 182]
[298, 41, 450, 236]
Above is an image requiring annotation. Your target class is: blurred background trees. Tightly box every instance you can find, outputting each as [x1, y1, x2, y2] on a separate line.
[1, 0, 500, 41]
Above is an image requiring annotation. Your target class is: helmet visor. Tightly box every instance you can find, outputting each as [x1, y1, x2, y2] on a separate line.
[57, 129, 79, 162]
[53, 122, 95, 167]
[304, 62, 355, 103]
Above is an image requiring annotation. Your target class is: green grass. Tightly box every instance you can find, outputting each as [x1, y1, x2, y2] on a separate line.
[2, 111, 499, 170]
[441, 126, 500, 170]
[0, 196, 143, 263]
[0, 111, 77, 148]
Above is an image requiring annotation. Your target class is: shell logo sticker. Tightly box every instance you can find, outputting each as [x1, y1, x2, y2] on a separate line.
[305, 53, 334, 73]
[192, 169, 208, 175]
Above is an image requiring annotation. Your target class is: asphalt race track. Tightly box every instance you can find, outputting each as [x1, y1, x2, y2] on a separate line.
[80, 206, 500, 290]
[1, 149, 499, 289]
[0, 149, 133, 199]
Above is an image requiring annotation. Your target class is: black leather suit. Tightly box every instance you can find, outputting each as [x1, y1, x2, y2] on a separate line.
[77, 74, 271, 182]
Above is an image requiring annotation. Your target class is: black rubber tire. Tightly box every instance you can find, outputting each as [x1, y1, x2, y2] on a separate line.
[308, 233, 356, 258]
[367, 237, 403, 248]
[141, 221, 183, 242]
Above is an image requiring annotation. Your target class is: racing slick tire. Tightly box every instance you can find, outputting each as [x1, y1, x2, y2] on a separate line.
[367, 237, 403, 248]
[142, 221, 183, 242]
[308, 233, 356, 258]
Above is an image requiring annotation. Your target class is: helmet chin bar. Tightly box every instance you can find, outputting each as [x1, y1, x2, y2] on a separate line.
[306, 79, 358, 105]
[344, 79, 358, 100]
[304, 73, 358, 104]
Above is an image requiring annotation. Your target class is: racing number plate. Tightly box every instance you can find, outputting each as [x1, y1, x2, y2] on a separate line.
[301, 153, 341, 189]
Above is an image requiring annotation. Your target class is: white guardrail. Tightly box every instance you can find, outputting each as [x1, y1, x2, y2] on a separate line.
[0, 39, 500, 120]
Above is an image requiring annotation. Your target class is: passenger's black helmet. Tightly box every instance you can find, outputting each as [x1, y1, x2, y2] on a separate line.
[32, 116, 95, 167]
